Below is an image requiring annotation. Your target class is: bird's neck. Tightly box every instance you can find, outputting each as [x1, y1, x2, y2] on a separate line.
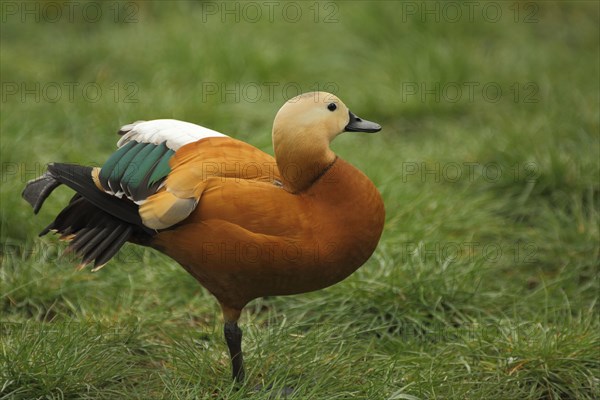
[273, 128, 336, 193]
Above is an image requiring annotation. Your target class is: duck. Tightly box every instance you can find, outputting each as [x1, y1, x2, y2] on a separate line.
[22, 91, 386, 383]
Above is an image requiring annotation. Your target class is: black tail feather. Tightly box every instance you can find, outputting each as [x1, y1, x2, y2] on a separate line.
[22, 172, 61, 214]
[77, 226, 111, 257]
[47, 163, 145, 227]
[22, 163, 153, 269]
[69, 227, 97, 252]
[94, 226, 133, 269]
[81, 225, 127, 266]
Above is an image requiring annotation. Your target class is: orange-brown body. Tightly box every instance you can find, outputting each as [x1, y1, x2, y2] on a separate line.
[153, 138, 385, 311]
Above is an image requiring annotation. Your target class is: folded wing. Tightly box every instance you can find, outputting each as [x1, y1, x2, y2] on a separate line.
[140, 137, 280, 229]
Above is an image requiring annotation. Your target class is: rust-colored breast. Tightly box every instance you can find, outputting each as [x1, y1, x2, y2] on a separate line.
[152, 156, 385, 310]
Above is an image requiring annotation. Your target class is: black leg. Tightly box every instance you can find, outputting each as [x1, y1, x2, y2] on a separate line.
[224, 321, 245, 382]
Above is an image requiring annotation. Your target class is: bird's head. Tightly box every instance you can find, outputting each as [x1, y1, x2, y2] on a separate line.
[272, 91, 381, 146]
[271, 91, 381, 192]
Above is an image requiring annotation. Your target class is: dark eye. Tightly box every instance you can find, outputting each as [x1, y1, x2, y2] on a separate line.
[327, 103, 337, 112]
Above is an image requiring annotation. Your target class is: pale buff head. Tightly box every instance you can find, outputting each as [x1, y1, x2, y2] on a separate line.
[271, 92, 381, 192]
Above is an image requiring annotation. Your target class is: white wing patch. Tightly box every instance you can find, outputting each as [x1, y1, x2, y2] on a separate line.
[117, 119, 227, 150]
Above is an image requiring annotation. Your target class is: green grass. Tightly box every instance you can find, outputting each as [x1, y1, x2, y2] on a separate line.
[1, 1, 599, 399]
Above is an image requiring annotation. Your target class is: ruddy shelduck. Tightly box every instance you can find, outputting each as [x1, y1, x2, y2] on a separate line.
[23, 91, 385, 382]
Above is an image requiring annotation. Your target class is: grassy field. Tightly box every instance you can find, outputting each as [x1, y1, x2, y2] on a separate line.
[1, 1, 599, 399]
